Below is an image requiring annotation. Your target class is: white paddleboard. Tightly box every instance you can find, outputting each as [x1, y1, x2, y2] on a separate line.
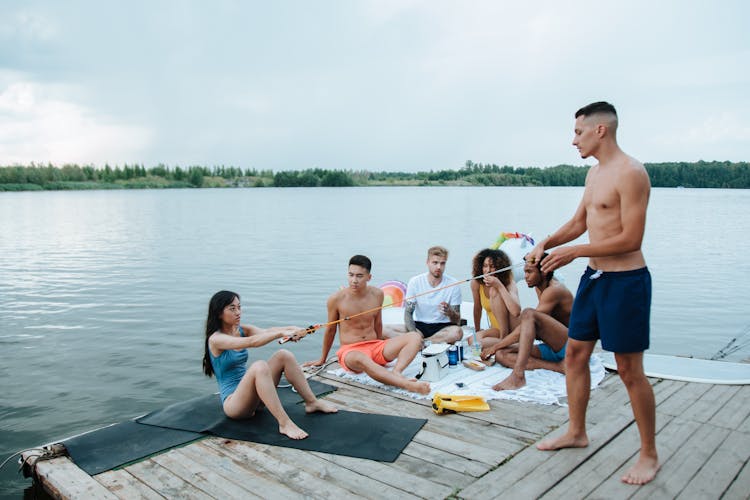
[598, 352, 750, 385]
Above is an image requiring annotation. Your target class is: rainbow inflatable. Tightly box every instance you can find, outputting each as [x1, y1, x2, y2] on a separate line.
[491, 232, 535, 282]
[380, 280, 407, 308]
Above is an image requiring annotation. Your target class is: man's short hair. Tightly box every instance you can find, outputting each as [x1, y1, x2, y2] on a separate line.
[575, 101, 617, 119]
[349, 254, 372, 272]
[427, 246, 449, 259]
[526, 252, 554, 282]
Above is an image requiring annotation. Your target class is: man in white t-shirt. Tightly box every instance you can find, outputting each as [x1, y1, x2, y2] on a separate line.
[402, 246, 463, 344]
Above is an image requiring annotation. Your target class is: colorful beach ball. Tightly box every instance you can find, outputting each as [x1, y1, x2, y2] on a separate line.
[380, 280, 407, 307]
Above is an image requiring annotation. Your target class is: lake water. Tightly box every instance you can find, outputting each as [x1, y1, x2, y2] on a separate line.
[1, 186, 749, 495]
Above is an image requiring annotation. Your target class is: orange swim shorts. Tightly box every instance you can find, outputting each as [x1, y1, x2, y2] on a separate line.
[336, 339, 389, 372]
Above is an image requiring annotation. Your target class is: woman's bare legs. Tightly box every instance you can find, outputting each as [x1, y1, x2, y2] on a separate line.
[223, 358, 308, 439]
[266, 349, 338, 415]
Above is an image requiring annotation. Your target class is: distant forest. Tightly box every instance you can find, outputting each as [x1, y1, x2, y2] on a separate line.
[0, 160, 748, 191]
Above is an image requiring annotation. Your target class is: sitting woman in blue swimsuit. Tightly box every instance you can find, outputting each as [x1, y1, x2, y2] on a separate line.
[202, 290, 337, 440]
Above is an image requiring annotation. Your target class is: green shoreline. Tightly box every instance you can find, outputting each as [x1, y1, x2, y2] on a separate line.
[1, 160, 748, 191]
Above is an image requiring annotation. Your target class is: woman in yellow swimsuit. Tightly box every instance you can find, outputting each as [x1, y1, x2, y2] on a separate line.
[469, 249, 521, 346]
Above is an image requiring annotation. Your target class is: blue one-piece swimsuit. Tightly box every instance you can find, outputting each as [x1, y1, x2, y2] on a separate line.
[210, 327, 249, 403]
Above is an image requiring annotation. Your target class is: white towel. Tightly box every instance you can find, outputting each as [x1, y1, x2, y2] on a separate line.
[328, 353, 606, 406]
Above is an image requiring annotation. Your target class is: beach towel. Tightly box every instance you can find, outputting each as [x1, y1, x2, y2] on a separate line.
[328, 353, 606, 406]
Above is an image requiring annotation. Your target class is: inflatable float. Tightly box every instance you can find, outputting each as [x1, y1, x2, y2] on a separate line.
[598, 352, 750, 385]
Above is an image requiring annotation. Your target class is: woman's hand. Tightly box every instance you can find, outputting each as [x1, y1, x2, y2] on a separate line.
[483, 275, 501, 289]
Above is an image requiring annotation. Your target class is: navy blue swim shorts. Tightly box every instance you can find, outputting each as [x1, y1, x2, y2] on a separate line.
[568, 266, 651, 353]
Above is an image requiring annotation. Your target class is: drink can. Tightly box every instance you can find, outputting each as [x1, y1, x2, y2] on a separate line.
[448, 345, 458, 367]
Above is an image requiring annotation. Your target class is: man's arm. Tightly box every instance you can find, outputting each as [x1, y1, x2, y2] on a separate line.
[470, 280, 483, 331]
[304, 295, 339, 367]
[404, 300, 416, 332]
[374, 288, 384, 339]
[445, 304, 460, 325]
[527, 168, 593, 266]
[534, 197, 588, 259]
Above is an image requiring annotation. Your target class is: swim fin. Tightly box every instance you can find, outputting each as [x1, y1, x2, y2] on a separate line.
[432, 393, 490, 415]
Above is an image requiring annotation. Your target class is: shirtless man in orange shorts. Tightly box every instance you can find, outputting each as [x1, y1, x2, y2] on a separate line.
[305, 255, 430, 395]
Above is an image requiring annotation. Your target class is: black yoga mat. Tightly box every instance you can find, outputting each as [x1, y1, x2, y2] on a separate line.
[205, 404, 426, 462]
[63, 381, 334, 475]
[137, 379, 426, 462]
[63, 421, 203, 475]
[64, 380, 425, 474]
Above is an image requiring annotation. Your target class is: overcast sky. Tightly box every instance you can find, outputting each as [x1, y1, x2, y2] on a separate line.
[1, 0, 748, 172]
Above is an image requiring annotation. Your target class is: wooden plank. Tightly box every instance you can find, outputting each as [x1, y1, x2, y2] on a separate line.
[656, 380, 712, 417]
[413, 427, 517, 466]
[679, 384, 739, 423]
[458, 411, 633, 499]
[256, 442, 422, 500]
[325, 386, 519, 467]
[125, 459, 214, 499]
[34, 457, 119, 499]
[402, 441, 489, 477]
[494, 413, 636, 499]
[319, 373, 562, 436]
[311, 450, 454, 499]
[586, 378, 642, 421]
[151, 448, 259, 499]
[95, 469, 165, 499]
[618, 420, 730, 500]
[473, 400, 564, 436]
[741, 410, 750, 435]
[324, 385, 533, 453]
[540, 413, 676, 499]
[201, 438, 359, 499]
[677, 429, 750, 499]
[722, 459, 750, 500]
[387, 452, 473, 490]
[176, 444, 276, 498]
[709, 384, 750, 430]
[586, 415, 708, 499]
[651, 379, 688, 405]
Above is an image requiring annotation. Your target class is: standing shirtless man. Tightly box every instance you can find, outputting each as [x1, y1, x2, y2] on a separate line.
[305, 255, 430, 395]
[528, 102, 658, 485]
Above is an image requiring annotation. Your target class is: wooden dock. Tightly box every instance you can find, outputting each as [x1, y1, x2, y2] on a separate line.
[26, 367, 750, 499]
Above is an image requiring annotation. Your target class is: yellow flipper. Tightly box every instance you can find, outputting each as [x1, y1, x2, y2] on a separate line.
[432, 393, 490, 415]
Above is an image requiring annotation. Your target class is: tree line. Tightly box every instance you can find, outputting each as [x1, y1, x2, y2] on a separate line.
[0, 160, 748, 191]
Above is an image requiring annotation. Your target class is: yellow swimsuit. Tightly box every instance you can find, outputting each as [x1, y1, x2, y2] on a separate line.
[479, 285, 500, 329]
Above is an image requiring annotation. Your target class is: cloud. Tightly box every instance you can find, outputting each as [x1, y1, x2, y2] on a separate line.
[682, 112, 750, 144]
[0, 1, 748, 169]
[0, 75, 152, 165]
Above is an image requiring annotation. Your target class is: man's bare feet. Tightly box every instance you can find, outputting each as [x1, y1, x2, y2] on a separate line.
[492, 372, 526, 391]
[621, 455, 659, 485]
[403, 379, 431, 395]
[304, 399, 339, 414]
[536, 432, 589, 450]
[279, 420, 308, 440]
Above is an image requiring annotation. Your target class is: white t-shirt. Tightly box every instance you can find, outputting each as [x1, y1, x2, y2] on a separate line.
[406, 272, 462, 323]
